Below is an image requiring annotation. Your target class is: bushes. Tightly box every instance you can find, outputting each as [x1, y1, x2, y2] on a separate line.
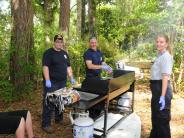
[0, 80, 14, 103]
[123, 42, 156, 61]
[68, 40, 87, 82]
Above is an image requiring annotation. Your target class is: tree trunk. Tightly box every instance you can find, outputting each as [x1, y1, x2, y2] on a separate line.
[81, 0, 86, 39]
[177, 18, 184, 85]
[177, 56, 184, 85]
[10, 0, 34, 93]
[59, 0, 70, 36]
[171, 73, 177, 93]
[88, 0, 96, 37]
[77, 0, 82, 38]
[44, 0, 55, 48]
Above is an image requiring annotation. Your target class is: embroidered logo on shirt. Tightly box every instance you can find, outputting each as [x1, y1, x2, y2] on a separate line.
[64, 55, 67, 59]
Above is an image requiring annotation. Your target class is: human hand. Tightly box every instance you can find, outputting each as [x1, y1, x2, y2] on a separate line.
[70, 77, 76, 85]
[45, 80, 51, 88]
[159, 96, 165, 110]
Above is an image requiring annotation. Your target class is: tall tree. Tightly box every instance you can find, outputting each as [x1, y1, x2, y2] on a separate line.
[77, 0, 82, 38]
[81, 0, 86, 39]
[88, 0, 96, 36]
[44, 0, 55, 48]
[76, 0, 86, 39]
[59, 0, 70, 36]
[10, 0, 34, 93]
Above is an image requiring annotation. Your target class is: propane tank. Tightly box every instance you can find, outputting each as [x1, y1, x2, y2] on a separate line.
[73, 112, 94, 138]
[117, 92, 131, 111]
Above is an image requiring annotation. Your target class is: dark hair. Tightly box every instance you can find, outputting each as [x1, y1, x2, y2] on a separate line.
[157, 34, 172, 55]
[54, 34, 63, 42]
[89, 35, 97, 41]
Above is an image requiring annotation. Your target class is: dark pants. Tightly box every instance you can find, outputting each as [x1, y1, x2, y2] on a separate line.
[89, 101, 105, 119]
[86, 76, 105, 119]
[149, 80, 172, 138]
[42, 81, 66, 128]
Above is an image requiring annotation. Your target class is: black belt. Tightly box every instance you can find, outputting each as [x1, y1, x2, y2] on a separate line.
[150, 80, 170, 83]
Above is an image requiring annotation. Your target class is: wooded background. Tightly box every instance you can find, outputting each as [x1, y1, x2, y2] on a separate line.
[0, 0, 183, 102]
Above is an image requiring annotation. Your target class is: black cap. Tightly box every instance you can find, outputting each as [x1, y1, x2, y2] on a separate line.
[54, 34, 63, 42]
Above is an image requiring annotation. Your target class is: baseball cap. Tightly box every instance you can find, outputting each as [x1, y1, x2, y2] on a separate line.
[54, 34, 63, 42]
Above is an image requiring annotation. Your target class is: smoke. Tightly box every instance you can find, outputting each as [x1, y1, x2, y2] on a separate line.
[138, 0, 184, 45]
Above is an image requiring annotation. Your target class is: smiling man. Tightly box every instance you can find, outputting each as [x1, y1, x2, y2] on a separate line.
[41, 34, 76, 133]
[83, 36, 112, 119]
[84, 36, 112, 78]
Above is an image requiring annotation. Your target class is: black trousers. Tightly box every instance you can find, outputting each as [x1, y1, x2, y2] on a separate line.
[0, 110, 28, 134]
[88, 101, 105, 119]
[84, 76, 105, 119]
[149, 80, 172, 138]
[42, 81, 66, 128]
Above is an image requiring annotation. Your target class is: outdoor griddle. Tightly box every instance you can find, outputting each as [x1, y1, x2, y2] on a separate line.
[72, 70, 135, 137]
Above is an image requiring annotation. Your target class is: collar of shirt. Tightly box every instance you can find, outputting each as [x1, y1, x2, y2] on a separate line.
[89, 48, 99, 52]
[158, 49, 167, 57]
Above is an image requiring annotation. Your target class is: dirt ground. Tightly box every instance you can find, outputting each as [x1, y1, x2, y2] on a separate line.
[0, 76, 184, 138]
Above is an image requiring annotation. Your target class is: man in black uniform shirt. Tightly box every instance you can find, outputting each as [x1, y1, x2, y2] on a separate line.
[42, 34, 75, 133]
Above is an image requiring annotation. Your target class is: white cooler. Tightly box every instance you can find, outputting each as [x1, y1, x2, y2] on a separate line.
[94, 113, 141, 138]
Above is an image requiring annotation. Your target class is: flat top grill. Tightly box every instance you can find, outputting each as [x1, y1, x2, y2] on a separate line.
[72, 70, 135, 110]
[78, 91, 99, 101]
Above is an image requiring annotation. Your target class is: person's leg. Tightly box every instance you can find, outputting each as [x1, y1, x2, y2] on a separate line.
[15, 117, 25, 138]
[149, 81, 162, 138]
[54, 81, 66, 123]
[157, 109, 171, 138]
[149, 100, 158, 138]
[42, 87, 53, 128]
[42, 86, 55, 133]
[25, 111, 34, 138]
[55, 107, 63, 123]
[157, 83, 172, 138]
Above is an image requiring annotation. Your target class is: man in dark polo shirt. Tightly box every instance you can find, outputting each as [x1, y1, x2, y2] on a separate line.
[83, 36, 112, 119]
[84, 36, 112, 78]
[42, 34, 76, 133]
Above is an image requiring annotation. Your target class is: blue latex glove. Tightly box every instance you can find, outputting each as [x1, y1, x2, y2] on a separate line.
[45, 80, 51, 88]
[159, 96, 165, 110]
[102, 64, 112, 72]
[70, 77, 76, 85]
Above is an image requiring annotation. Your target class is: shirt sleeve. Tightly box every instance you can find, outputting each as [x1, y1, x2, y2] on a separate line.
[84, 51, 92, 61]
[160, 55, 173, 76]
[42, 50, 51, 66]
